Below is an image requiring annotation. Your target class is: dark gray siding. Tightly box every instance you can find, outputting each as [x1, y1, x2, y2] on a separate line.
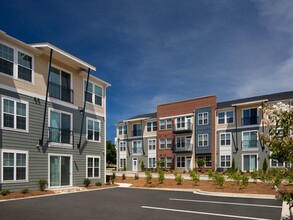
[0, 88, 105, 191]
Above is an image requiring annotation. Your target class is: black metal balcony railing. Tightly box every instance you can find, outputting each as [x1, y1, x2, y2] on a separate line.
[242, 140, 258, 149]
[49, 82, 74, 103]
[48, 127, 73, 144]
[173, 144, 193, 152]
[242, 117, 258, 126]
[132, 129, 142, 136]
[173, 122, 193, 134]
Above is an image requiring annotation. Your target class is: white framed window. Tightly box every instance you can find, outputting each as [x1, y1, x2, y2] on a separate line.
[220, 132, 231, 146]
[148, 139, 156, 150]
[176, 136, 185, 148]
[147, 121, 157, 132]
[242, 154, 258, 172]
[271, 159, 284, 168]
[166, 157, 172, 168]
[1, 149, 28, 182]
[166, 138, 172, 148]
[159, 119, 165, 130]
[118, 125, 127, 135]
[86, 155, 100, 178]
[148, 157, 156, 168]
[0, 42, 34, 84]
[205, 155, 212, 167]
[198, 112, 208, 125]
[132, 140, 142, 155]
[176, 156, 185, 168]
[86, 118, 101, 142]
[166, 119, 172, 129]
[84, 80, 103, 106]
[218, 111, 234, 124]
[1, 96, 29, 132]
[159, 139, 166, 149]
[176, 117, 186, 128]
[198, 134, 208, 147]
[119, 141, 126, 152]
[120, 158, 126, 169]
[242, 130, 258, 149]
[220, 155, 231, 168]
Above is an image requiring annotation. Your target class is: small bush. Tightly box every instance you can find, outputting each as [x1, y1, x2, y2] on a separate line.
[0, 189, 10, 196]
[37, 179, 48, 191]
[158, 170, 165, 184]
[175, 174, 184, 185]
[145, 171, 152, 184]
[111, 173, 116, 184]
[250, 170, 259, 183]
[212, 173, 225, 188]
[272, 173, 283, 188]
[135, 173, 139, 180]
[197, 159, 205, 172]
[262, 158, 268, 173]
[123, 162, 127, 171]
[141, 161, 145, 171]
[83, 178, 91, 187]
[122, 173, 126, 180]
[239, 176, 249, 190]
[286, 170, 293, 185]
[96, 182, 102, 186]
[21, 188, 29, 194]
[208, 170, 214, 179]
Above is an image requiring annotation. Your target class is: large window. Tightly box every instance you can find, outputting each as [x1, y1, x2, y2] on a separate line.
[242, 131, 258, 149]
[132, 140, 142, 155]
[166, 138, 173, 148]
[2, 97, 28, 132]
[87, 118, 101, 142]
[84, 81, 103, 106]
[166, 157, 172, 168]
[220, 155, 231, 168]
[159, 139, 166, 149]
[198, 112, 208, 125]
[132, 124, 142, 136]
[148, 158, 156, 168]
[118, 125, 127, 135]
[220, 132, 231, 146]
[218, 111, 234, 124]
[120, 141, 126, 152]
[2, 150, 28, 182]
[166, 119, 172, 129]
[176, 156, 185, 168]
[176, 137, 185, 148]
[159, 119, 165, 130]
[49, 110, 72, 144]
[0, 43, 33, 83]
[243, 154, 257, 172]
[87, 156, 100, 178]
[242, 108, 258, 125]
[198, 134, 208, 147]
[176, 117, 186, 128]
[147, 121, 157, 132]
[148, 139, 156, 150]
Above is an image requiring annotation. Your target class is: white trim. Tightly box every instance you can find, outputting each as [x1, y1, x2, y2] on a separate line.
[198, 112, 208, 126]
[119, 141, 127, 152]
[216, 124, 260, 131]
[242, 153, 258, 172]
[232, 99, 268, 107]
[219, 154, 231, 168]
[48, 153, 73, 188]
[83, 79, 104, 108]
[217, 110, 234, 125]
[132, 140, 143, 155]
[86, 155, 101, 179]
[132, 158, 138, 171]
[1, 149, 29, 183]
[148, 139, 156, 151]
[159, 113, 193, 120]
[219, 132, 231, 147]
[123, 117, 148, 122]
[119, 158, 127, 169]
[242, 130, 258, 151]
[86, 117, 101, 143]
[198, 133, 209, 147]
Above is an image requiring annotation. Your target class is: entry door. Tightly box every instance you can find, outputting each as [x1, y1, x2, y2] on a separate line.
[243, 155, 257, 172]
[133, 158, 138, 171]
[186, 117, 192, 129]
[50, 155, 71, 187]
[186, 157, 191, 170]
[186, 136, 192, 151]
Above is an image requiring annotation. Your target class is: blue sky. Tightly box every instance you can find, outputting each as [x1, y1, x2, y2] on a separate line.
[1, 0, 293, 142]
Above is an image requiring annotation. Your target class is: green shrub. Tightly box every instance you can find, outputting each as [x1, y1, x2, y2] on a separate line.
[37, 179, 48, 191]
[123, 162, 127, 171]
[145, 171, 152, 184]
[20, 188, 29, 194]
[96, 182, 102, 186]
[0, 189, 10, 196]
[286, 170, 293, 185]
[250, 170, 259, 183]
[208, 170, 214, 179]
[122, 173, 126, 180]
[212, 173, 225, 188]
[262, 158, 268, 173]
[158, 170, 165, 184]
[135, 173, 139, 180]
[141, 161, 145, 171]
[272, 173, 283, 188]
[111, 172, 116, 184]
[197, 159, 205, 172]
[239, 176, 249, 190]
[83, 178, 91, 187]
[175, 174, 184, 185]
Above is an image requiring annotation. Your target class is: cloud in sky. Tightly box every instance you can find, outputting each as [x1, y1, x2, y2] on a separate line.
[0, 0, 293, 141]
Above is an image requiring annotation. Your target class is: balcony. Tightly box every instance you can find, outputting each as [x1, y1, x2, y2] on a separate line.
[173, 143, 193, 153]
[242, 117, 258, 126]
[49, 82, 74, 103]
[132, 129, 142, 137]
[173, 122, 193, 134]
[242, 140, 258, 149]
[48, 127, 73, 144]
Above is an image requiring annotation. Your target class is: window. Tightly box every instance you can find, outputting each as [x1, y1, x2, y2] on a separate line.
[242, 131, 258, 149]
[176, 156, 185, 168]
[118, 125, 127, 135]
[87, 156, 100, 178]
[218, 112, 225, 124]
[148, 139, 156, 150]
[243, 154, 257, 172]
[220, 155, 231, 168]
[271, 159, 284, 168]
[242, 108, 258, 125]
[166, 119, 172, 129]
[205, 155, 212, 167]
[2, 97, 28, 132]
[120, 141, 126, 151]
[147, 121, 157, 132]
[84, 81, 103, 106]
[160, 119, 165, 130]
[218, 111, 234, 124]
[166, 138, 172, 148]
[176, 117, 186, 128]
[132, 140, 142, 155]
[198, 112, 208, 125]
[159, 139, 166, 149]
[49, 110, 72, 144]
[2, 150, 28, 182]
[132, 124, 142, 136]
[0, 43, 33, 83]
[220, 132, 231, 146]
[49, 67, 72, 103]
[226, 111, 234, 123]
[148, 158, 156, 168]
[87, 118, 100, 142]
[119, 158, 126, 169]
[166, 157, 172, 168]
[198, 134, 208, 147]
[176, 137, 185, 148]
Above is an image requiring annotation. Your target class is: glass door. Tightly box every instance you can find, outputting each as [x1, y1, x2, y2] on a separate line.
[50, 155, 71, 187]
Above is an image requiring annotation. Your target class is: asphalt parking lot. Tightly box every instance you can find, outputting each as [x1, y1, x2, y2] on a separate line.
[0, 187, 282, 220]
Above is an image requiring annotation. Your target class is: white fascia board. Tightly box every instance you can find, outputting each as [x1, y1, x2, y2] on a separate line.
[231, 99, 268, 107]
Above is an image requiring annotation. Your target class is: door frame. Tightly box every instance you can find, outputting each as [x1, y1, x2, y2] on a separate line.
[48, 153, 73, 188]
[132, 158, 138, 171]
[242, 153, 258, 172]
[186, 157, 192, 170]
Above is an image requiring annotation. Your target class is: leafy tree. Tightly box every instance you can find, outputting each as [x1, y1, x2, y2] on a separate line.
[197, 159, 205, 172]
[106, 140, 116, 164]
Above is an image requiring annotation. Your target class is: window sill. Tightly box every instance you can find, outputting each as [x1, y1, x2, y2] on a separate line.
[87, 176, 101, 179]
[132, 153, 143, 156]
[242, 148, 258, 151]
[1, 127, 29, 133]
[1, 180, 28, 183]
[49, 142, 73, 149]
[87, 139, 101, 144]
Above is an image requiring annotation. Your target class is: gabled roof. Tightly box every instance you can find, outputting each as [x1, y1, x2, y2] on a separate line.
[217, 91, 293, 109]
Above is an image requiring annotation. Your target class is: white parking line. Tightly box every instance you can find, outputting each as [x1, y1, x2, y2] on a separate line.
[141, 206, 273, 220]
[169, 198, 282, 209]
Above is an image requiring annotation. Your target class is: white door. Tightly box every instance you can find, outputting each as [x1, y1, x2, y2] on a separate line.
[186, 136, 192, 151]
[186, 157, 191, 170]
[133, 158, 138, 171]
[186, 117, 192, 129]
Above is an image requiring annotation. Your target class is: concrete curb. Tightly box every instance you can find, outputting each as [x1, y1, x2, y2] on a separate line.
[116, 183, 133, 188]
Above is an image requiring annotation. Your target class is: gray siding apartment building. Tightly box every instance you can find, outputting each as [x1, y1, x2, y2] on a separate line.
[0, 31, 110, 191]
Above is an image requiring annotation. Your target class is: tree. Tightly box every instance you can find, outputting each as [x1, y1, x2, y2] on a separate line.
[197, 159, 205, 172]
[106, 140, 116, 164]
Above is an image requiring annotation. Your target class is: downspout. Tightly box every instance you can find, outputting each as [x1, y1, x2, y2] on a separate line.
[77, 68, 90, 149]
[234, 106, 239, 151]
[193, 109, 196, 169]
[126, 122, 130, 156]
[141, 120, 145, 155]
[260, 101, 265, 150]
[39, 49, 53, 146]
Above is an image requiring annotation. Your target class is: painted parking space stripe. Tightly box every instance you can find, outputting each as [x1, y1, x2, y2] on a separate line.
[169, 198, 282, 209]
[141, 206, 273, 220]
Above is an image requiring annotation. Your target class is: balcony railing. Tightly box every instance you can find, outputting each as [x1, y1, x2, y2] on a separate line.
[132, 129, 142, 137]
[48, 127, 73, 144]
[173, 144, 193, 153]
[173, 122, 193, 134]
[242, 140, 258, 149]
[242, 117, 258, 126]
[49, 82, 74, 103]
